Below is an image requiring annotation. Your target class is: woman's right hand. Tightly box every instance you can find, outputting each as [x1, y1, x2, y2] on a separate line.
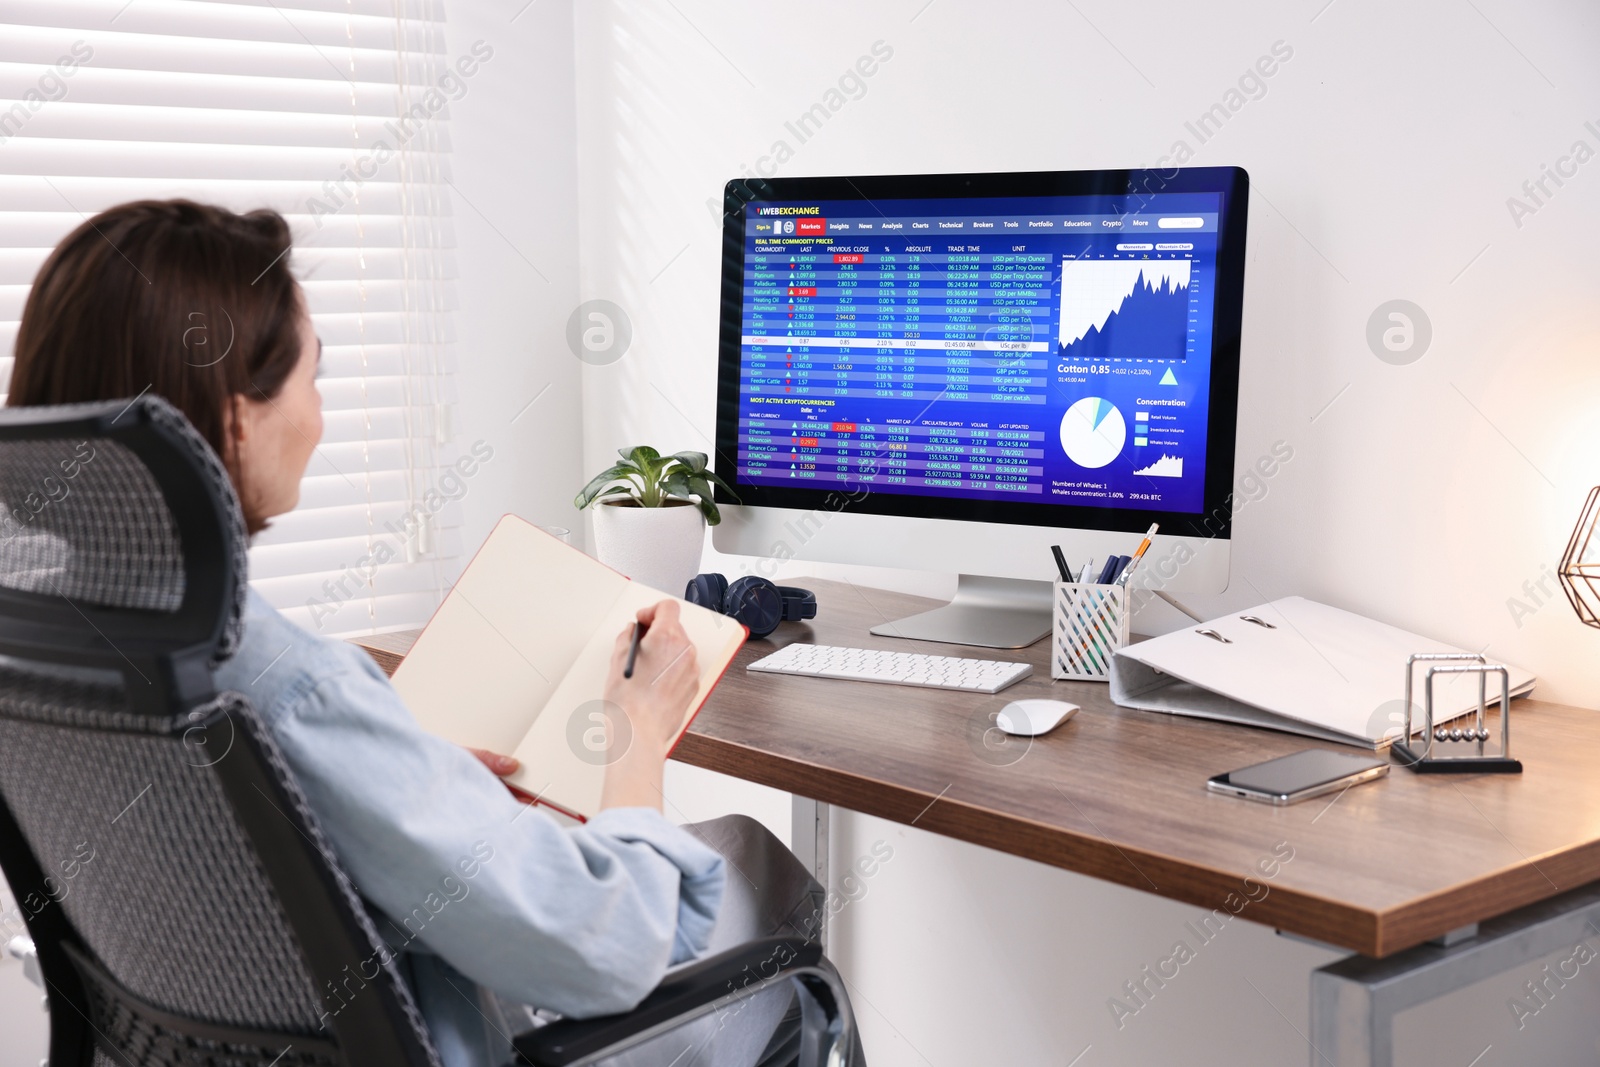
[598, 600, 699, 811]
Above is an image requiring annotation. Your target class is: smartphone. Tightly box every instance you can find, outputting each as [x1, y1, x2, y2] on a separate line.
[1207, 748, 1389, 805]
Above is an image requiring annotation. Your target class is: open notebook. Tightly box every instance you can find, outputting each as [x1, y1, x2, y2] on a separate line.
[390, 515, 747, 820]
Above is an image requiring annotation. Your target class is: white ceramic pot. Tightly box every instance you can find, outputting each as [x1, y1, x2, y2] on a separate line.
[590, 499, 707, 595]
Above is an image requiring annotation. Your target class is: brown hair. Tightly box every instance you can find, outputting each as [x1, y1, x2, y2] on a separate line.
[7, 199, 305, 533]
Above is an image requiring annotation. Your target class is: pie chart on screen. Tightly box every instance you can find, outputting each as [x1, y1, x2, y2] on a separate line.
[1060, 397, 1126, 469]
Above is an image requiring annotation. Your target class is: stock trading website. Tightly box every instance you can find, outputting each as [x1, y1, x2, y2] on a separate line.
[734, 192, 1222, 515]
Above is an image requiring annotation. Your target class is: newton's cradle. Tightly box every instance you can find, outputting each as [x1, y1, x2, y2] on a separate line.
[1391, 653, 1522, 774]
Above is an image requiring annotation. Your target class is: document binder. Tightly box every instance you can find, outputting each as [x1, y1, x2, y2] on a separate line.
[1109, 596, 1536, 749]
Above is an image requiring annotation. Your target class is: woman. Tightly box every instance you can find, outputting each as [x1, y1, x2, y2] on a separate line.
[8, 200, 853, 1067]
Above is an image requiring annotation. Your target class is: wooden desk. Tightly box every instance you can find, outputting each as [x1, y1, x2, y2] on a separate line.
[354, 577, 1600, 959]
[356, 577, 1600, 1064]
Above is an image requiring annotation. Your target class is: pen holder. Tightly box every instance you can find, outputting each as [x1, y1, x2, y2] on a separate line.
[1052, 582, 1131, 681]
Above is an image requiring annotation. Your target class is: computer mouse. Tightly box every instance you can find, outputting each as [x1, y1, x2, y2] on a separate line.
[994, 698, 1080, 737]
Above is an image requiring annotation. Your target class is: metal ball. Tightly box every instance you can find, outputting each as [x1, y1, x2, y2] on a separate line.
[1434, 729, 1449, 742]
[1478, 727, 1492, 742]
[1450, 728, 1464, 741]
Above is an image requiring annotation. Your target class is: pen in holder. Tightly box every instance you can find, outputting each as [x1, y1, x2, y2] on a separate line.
[1053, 582, 1131, 681]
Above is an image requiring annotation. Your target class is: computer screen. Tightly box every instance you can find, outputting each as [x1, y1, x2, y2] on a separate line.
[714, 168, 1247, 540]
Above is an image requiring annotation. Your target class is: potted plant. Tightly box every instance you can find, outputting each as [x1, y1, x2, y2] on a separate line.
[574, 447, 740, 594]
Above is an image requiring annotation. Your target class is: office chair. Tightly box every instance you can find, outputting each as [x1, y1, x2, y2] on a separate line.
[0, 396, 851, 1067]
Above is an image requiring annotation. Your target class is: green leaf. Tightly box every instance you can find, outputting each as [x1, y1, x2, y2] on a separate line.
[622, 446, 665, 506]
[589, 448, 726, 512]
[624, 445, 661, 468]
[660, 469, 693, 500]
[669, 451, 708, 474]
[693, 492, 722, 526]
[574, 463, 640, 509]
[685, 474, 727, 525]
[697, 468, 741, 503]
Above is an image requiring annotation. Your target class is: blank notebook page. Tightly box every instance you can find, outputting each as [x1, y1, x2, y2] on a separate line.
[390, 515, 746, 818]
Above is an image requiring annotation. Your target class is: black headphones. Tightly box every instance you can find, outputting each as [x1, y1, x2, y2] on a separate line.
[684, 573, 817, 638]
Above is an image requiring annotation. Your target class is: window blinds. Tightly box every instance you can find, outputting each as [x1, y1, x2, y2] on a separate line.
[0, 0, 463, 636]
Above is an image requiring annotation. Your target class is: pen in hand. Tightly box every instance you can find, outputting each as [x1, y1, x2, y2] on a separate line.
[623, 620, 647, 679]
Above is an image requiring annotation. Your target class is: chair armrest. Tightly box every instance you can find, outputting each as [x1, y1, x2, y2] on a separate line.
[514, 936, 822, 1067]
[6, 935, 40, 989]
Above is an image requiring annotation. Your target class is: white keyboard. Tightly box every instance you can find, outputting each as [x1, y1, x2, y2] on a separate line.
[746, 643, 1032, 694]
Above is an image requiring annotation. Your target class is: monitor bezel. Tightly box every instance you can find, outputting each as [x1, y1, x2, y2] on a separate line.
[713, 166, 1249, 541]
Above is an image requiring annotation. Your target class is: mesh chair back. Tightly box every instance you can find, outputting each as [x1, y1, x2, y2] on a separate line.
[0, 397, 440, 1067]
[0, 436, 184, 612]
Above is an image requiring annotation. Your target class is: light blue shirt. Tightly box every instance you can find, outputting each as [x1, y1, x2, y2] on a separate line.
[214, 590, 726, 1066]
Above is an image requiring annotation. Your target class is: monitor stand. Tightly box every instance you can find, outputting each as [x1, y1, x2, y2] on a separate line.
[869, 575, 1052, 649]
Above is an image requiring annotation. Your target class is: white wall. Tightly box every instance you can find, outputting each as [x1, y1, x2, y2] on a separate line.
[441, 0, 587, 559]
[572, 0, 1600, 1064]
[0, 878, 47, 1067]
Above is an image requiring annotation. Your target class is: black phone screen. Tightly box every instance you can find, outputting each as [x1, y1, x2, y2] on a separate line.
[1220, 749, 1387, 796]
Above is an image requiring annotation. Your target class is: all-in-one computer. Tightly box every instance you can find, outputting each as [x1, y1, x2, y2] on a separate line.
[713, 167, 1249, 647]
